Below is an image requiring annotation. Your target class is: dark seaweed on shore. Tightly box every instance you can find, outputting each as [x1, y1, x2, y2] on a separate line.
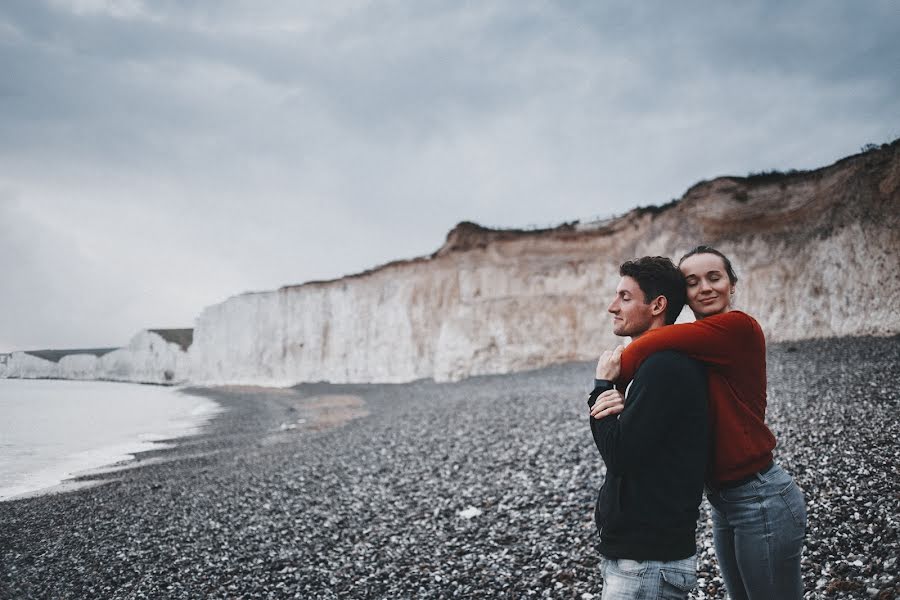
[1, 336, 898, 599]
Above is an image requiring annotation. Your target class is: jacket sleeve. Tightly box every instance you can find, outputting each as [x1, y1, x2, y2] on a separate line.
[591, 352, 703, 475]
[617, 311, 752, 386]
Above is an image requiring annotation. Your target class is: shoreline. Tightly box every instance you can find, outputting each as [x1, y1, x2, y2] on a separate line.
[0, 376, 181, 386]
[0, 382, 223, 502]
[1, 336, 897, 599]
[2, 386, 369, 503]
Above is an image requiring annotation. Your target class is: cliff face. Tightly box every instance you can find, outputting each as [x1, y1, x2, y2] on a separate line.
[191, 142, 900, 385]
[0, 330, 191, 384]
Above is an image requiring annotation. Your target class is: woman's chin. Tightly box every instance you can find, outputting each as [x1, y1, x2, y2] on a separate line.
[691, 304, 726, 318]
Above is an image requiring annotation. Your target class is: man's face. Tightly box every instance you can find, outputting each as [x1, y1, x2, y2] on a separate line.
[607, 276, 654, 337]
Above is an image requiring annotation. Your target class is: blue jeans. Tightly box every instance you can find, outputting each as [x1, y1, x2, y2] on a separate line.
[600, 555, 697, 599]
[706, 462, 807, 600]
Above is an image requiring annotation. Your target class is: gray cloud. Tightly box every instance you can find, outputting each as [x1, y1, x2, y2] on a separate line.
[1, 0, 897, 351]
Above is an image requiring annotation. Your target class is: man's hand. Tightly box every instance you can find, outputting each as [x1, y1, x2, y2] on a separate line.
[595, 345, 625, 380]
[590, 389, 625, 419]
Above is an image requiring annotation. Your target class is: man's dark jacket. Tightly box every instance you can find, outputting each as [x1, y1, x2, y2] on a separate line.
[588, 350, 708, 560]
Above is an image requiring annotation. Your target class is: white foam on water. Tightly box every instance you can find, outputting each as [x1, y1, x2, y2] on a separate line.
[0, 379, 223, 501]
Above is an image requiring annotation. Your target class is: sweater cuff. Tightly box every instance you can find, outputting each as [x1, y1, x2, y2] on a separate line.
[587, 379, 615, 407]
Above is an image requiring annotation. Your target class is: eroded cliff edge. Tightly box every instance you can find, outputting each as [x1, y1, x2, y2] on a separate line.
[190, 141, 900, 384]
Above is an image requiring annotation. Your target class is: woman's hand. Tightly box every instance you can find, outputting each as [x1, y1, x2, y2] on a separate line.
[595, 345, 625, 380]
[590, 389, 625, 419]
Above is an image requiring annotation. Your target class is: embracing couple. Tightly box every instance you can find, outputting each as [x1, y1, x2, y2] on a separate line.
[587, 247, 807, 600]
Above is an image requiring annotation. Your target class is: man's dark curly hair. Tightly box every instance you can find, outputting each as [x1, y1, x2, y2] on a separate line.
[619, 256, 686, 325]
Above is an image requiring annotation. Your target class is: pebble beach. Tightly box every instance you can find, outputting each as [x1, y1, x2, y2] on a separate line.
[1, 336, 898, 599]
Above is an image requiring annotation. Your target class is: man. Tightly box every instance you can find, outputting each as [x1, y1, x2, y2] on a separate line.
[587, 256, 708, 600]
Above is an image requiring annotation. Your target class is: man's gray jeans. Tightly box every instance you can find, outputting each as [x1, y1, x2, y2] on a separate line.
[600, 555, 697, 599]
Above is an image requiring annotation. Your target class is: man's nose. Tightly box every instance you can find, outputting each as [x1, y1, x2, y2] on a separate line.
[608, 299, 618, 313]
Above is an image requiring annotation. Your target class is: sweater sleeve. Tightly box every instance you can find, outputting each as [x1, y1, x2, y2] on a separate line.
[617, 311, 752, 386]
[591, 352, 704, 475]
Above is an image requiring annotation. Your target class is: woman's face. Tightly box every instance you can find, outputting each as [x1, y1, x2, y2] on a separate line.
[680, 253, 735, 318]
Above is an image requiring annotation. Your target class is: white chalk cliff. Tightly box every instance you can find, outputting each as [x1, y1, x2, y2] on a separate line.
[1, 330, 191, 384]
[190, 141, 900, 385]
[3, 144, 897, 386]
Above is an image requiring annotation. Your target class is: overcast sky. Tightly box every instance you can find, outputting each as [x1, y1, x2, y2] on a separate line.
[1, 0, 897, 352]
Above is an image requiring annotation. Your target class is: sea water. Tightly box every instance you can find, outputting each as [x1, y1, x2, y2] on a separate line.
[0, 379, 222, 501]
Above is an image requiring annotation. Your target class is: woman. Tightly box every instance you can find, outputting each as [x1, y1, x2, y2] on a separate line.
[604, 246, 806, 600]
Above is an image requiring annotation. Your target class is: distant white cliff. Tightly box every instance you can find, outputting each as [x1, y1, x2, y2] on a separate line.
[1, 330, 191, 385]
[190, 142, 900, 384]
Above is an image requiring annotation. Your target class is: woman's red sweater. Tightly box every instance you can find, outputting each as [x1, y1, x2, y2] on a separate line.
[616, 310, 775, 484]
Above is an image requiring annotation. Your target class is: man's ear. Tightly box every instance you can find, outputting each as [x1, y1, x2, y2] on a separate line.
[650, 295, 668, 317]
